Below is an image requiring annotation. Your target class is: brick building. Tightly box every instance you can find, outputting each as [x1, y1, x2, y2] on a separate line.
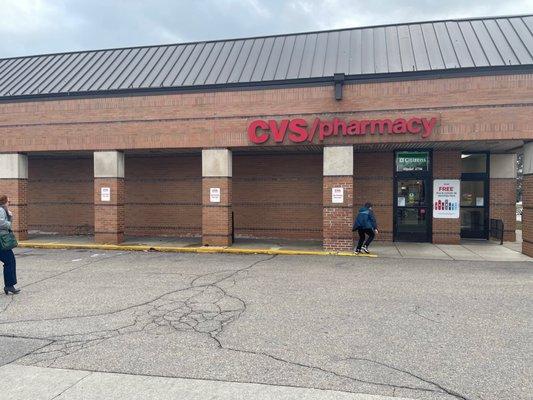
[0, 15, 532, 254]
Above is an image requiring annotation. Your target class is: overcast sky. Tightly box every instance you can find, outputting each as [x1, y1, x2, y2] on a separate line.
[1, 0, 533, 58]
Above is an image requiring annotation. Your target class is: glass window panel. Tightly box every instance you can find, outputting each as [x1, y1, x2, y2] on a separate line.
[461, 181, 484, 206]
[397, 180, 426, 206]
[461, 208, 485, 231]
[396, 208, 428, 233]
[461, 153, 487, 173]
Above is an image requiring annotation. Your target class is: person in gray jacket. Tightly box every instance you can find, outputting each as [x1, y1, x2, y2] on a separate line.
[0, 195, 20, 294]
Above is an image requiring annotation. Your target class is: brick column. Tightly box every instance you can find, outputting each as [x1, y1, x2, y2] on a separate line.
[432, 150, 461, 244]
[323, 146, 353, 251]
[202, 149, 232, 246]
[0, 154, 28, 241]
[94, 151, 124, 244]
[490, 154, 517, 242]
[522, 143, 533, 256]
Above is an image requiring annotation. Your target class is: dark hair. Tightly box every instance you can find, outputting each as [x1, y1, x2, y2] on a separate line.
[364, 202, 373, 208]
[0, 195, 7, 206]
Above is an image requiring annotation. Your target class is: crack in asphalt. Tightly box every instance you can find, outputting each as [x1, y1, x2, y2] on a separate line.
[10, 255, 276, 369]
[412, 305, 442, 324]
[1, 251, 471, 400]
[341, 357, 470, 400]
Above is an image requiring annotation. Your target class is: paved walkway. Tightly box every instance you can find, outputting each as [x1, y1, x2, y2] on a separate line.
[0, 364, 410, 400]
[23, 233, 531, 262]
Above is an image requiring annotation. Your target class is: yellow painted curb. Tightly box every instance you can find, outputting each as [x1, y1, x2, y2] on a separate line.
[18, 242, 378, 258]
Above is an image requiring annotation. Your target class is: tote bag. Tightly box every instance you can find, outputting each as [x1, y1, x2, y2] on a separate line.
[0, 231, 18, 250]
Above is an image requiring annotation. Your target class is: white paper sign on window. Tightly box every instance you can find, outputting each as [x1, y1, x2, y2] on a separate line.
[210, 188, 221, 203]
[433, 179, 460, 219]
[100, 187, 111, 202]
[332, 187, 344, 204]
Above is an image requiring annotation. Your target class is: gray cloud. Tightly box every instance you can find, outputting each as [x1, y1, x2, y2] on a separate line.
[1, 0, 532, 58]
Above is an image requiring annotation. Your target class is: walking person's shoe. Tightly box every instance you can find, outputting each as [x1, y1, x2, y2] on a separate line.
[4, 286, 20, 295]
[354, 248, 361, 255]
[361, 246, 370, 254]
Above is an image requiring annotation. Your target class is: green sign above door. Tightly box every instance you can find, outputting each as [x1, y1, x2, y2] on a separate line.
[396, 151, 429, 172]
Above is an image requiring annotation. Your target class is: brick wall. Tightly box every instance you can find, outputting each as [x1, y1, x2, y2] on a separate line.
[432, 151, 462, 244]
[522, 175, 533, 256]
[233, 154, 322, 240]
[354, 152, 393, 241]
[27, 157, 93, 235]
[0, 74, 531, 153]
[124, 155, 201, 237]
[490, 178, 517, 242]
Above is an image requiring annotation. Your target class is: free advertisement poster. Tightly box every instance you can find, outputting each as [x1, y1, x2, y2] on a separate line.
[433, 179, 460, 219]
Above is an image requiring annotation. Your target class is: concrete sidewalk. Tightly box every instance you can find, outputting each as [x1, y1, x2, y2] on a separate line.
[0, 364, 411, 400]
[20, 233, 531, 261]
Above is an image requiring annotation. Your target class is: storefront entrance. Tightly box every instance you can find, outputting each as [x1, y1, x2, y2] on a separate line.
[393, 151, 432, 242]
[460, 153, 489, 239]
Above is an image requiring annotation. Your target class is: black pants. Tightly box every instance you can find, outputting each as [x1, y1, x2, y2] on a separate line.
[0, 249, 17, 287]
[356, 228, 375, 250]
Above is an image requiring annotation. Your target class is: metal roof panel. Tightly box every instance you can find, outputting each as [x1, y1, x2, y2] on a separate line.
[298, 33, 317, 78]
[397, 25, 416, 72]
[385, 26, 402, 72]
[274, 35, 296, 80]
[323, 31, 340, 76]
[228, 39, 253, 83]
[286, 35, 306, 79]
[373, 27, 388, 73]
[0, 15, 531, 98]
[470, 20, 504, 65]
[262, 36, 285, 81]
[458, 21, 489, 66]
[409, 25, 431, 70]
[193, 41, 225, 85]
[311, 32, 328, 77]
[205, 41, 234, 84]
[445, 22, 475, 67]
[497, 18, 533, 63]
[483, 19, 519, 65]
[361, 28, 375, 74]
[421, 23, 445, 69]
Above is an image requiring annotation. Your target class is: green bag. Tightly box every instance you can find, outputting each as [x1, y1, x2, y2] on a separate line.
[0, 231, 18, 251]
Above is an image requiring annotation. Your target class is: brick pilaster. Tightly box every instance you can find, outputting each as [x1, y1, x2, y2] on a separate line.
[202, 177, 232, 246]
[94, 178, 124, 244]
[323, 176, 354, 251]
[490, 178, 517, 242]
[93, 151, 125, 244]
[521, 144, 533, 257]
[202, 149, 232, 247]
[323, 146, 354, 251]
[523, 174, 533, 256]
[432, 150, 461, 244]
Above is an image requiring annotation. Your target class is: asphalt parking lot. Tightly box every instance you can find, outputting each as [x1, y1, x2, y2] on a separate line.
[0, 248, 531, 400]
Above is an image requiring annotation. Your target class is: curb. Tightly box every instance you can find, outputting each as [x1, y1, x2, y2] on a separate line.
[18, 242, 378, 257]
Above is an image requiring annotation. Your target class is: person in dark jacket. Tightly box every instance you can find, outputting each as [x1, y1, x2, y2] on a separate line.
[353, 202, 378, 254]
[0, 195, 20, 294]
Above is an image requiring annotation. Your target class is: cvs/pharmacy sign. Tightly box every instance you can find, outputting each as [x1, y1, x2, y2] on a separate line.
[247, 117, 438, 144]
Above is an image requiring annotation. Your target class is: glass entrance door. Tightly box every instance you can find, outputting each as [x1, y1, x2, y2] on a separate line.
[460, 153, 489, 239]
[460, 180, 488, 238]
[395, 178, 431, 242]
